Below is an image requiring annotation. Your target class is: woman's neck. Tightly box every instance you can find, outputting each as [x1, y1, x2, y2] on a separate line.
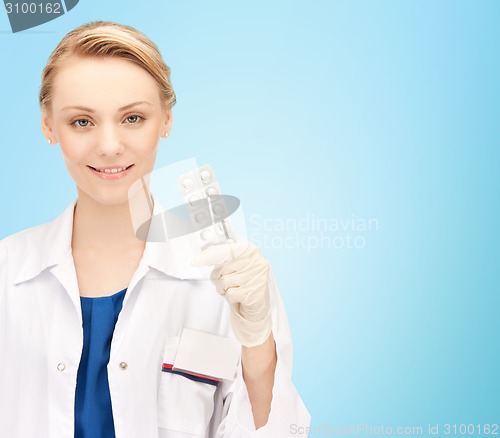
[71, 191, 149, 252]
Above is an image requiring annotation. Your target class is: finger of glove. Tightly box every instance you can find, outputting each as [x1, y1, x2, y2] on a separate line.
[209, 259, 249, 295]
[210, 258, 250, 283]
[211, 259, 266, 293]
[213, 272, 253, 304]
[216, 266, 269, 307]
[209, 247, 265, 282]
[191, 240, 252, 267]
[221, 285, 249, 305]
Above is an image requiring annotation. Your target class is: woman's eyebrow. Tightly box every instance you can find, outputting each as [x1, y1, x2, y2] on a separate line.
[61, 101, 154, 113]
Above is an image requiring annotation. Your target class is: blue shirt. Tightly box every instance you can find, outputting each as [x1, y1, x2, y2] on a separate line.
[74, 288, 127, 438]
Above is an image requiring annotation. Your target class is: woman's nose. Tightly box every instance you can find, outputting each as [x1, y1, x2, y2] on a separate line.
[95, 124, 124, 156]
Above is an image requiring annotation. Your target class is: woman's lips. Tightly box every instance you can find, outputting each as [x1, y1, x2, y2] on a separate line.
[87, 164, 134, 180]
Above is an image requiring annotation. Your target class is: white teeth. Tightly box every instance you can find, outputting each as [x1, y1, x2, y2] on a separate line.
[95, 166, 128, 173]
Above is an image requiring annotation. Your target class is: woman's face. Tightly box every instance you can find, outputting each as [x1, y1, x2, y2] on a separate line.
[42, 56, 172, 206]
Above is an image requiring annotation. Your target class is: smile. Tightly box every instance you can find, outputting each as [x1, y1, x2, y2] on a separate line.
[88, 164, 134, 173]
[87, 164, 134, 179]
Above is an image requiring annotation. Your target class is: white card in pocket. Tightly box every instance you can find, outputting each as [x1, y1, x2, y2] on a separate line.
[173, 327, 241, 381]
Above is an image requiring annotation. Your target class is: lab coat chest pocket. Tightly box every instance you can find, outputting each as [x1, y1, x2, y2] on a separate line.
[158, 336, 217, 436]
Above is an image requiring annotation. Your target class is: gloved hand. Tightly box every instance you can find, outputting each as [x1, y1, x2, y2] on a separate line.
[191, 240, 272, 347]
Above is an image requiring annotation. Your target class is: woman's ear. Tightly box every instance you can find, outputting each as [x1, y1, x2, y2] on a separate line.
[161, 108, 173, 138]
[41, 111, 57, 145]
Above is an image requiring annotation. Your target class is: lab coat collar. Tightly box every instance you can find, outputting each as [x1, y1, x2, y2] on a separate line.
[14, 198, 211, 285]
[14, 200, 76, 285]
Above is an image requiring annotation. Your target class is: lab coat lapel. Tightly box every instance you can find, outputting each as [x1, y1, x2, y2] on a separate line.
[49, 253, 82, 320]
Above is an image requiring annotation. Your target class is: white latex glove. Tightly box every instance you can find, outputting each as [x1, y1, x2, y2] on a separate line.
[191, 240, 272, 347]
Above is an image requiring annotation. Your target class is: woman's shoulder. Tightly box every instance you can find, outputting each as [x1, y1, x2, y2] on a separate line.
[1, 216, 59, 252]
[0, 201, 76, 279]
[0, 220, 56, 281]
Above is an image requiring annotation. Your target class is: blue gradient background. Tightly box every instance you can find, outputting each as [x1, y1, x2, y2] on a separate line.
[1, 0, 499, 434]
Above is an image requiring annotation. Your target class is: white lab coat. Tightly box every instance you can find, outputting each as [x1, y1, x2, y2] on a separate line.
[0, 199, 310, 438]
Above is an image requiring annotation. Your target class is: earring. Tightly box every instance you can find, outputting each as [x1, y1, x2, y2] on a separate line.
[164, 132, 169, 138]
[47, 139, 52, 144]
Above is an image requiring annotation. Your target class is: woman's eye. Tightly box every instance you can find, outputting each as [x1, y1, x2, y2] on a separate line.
[74, 119, 90, 128]
[126, 115, 142, 124]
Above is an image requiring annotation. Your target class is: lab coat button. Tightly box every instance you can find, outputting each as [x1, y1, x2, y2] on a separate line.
[119, 361, 128, 370]
[57, 363, 66, 371]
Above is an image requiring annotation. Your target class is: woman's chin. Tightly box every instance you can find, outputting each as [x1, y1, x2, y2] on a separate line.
[76, 187, 134, 207]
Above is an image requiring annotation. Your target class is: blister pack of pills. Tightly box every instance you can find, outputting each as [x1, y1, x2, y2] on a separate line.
[177, 164, 235, 249]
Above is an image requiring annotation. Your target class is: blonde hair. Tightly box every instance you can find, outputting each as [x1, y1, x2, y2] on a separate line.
[39, 21, 176, 112]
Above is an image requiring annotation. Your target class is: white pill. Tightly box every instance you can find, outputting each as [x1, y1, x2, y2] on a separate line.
[212, 204, 224, 216]
[206, 187, 218, 196]
[195, 212, 208, 224]
[200, 229, 214, 241]
[200, 170, 212, 184]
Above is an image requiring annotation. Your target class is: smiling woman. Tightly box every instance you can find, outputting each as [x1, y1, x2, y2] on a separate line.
[0, 21, 310, 438]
